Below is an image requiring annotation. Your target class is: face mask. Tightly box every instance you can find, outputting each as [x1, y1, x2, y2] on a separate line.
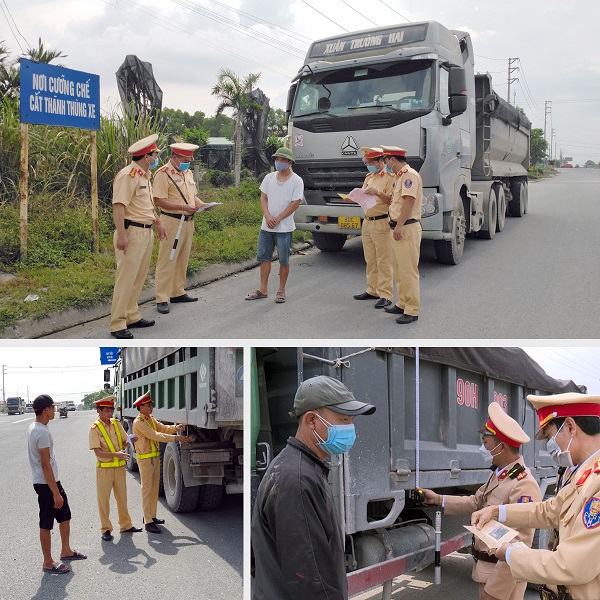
[312, 412, 356, 455]
[548, 423, 575, 468]
[274, 160, 289, 172]
[479, 441, 502, 463]
[148, 157, 159, 169]
[178, 162, 190, 171]
[385, 165, 393, 174]
[366, 165, 379, 173]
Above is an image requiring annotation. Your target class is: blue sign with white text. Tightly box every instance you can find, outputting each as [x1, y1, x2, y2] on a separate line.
[20, 59, 100, 130]
[100, 348, 120, 365]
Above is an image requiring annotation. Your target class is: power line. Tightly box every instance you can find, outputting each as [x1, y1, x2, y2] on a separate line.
[376, 0, 410, 22]
[339, 0, 379, 27]
[300, 0, 349, 32]
[529, 348, 600, 382]
[0, 0, 24, 53]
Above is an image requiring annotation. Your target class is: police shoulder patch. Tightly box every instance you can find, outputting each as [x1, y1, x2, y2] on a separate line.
[137, 169, 144, 177]
[582, 497, 600, 529]
[404, 179, 413, 189]
[129, 167, 137, 178]
[91, 422, 97, 429]
[516, 471, 528, 480]
[518, 495, 533, 503]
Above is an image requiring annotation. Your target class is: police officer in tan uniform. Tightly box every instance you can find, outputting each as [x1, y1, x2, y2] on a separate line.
[89, 396, 142, 541]
[153, 143, 214, 314]
[380, 145, 423, 324]
[472, 393, 600, 600]
[131, 391, 189, 533]
[110, 134, 167, 339]
[352, 147, 395, 309]
[422, 403, 541, 600]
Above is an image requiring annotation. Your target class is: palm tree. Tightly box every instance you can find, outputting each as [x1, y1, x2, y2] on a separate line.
[23, 37, 67, 65]
[211, 68, 261, 187]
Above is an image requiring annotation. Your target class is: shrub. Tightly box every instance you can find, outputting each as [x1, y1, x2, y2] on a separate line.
[205, 169, 235, 188]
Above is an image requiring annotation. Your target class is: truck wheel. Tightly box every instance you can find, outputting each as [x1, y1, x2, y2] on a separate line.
[434, 201, 466, 265]
[509, 181, 526, 217]
[197, 484, 224, 512]
[312, 232, 347, 252]
[163, 442, 200, 513]
[479, 189, 496, 240]
[158, 443, 166, 496]
[125, 445, 138, 472]
[495, 185, 506, 232]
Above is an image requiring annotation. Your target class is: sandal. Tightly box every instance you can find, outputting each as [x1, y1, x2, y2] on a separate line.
[61, 551, 87, 561]
[43, 562, 70, 574]
[275, 291, 286, 303]
[245, 290, 268, 300]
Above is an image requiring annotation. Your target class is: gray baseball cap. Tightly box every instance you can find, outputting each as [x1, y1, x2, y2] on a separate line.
[289, 375, 376, 417]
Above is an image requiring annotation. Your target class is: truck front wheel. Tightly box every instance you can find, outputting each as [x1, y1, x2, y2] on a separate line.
[312, 232, 347, 252]
[434, 201, 466, 265]
[163, 442, 200, 513]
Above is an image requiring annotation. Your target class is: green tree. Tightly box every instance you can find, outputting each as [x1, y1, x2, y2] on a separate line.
[161, 107, 206, 135]
[203, 113, 234, 138]
[584, 160, 596, 169]
[182, 124, 209, 148]
[212, 68, 261, 187]
[267, 107, 286, 136]
[24, 37, 67, 65]
[530, 128, 548, 165]
[82, 389, 114, 411]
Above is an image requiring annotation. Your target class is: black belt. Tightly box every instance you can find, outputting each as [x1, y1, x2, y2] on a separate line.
[161, 211, 194, 222]
[364, 214, 389, 221]
[124, 219, 152, 229]
[389, 218, 420, 229]
[474, 551, 498, 564]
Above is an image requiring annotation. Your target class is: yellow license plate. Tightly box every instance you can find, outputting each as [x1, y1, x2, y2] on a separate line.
[338, 216, 361, 229]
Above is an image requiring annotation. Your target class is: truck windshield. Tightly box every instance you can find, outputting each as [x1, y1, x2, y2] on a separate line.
[292, 60, 434, 118]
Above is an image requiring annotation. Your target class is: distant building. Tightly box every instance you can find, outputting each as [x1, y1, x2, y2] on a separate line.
[199, 137, 234, 172]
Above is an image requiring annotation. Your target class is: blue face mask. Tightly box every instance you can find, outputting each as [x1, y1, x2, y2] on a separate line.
[178, 162, 190, 171]
[313, 412, 356, 455]
[275, 160, 289, 172]
[366, 165, 379, 173]
[148, 156, 159, 169]
[385, 165, 393, 174]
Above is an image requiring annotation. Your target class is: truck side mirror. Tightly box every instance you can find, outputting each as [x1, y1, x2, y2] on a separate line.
[285, 84, 297, 126]
[444, 66, 468, 124]
[104, 369, 111, 384]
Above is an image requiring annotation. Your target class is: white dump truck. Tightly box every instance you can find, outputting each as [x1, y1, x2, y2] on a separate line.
[287, 21, 531, 263]
[114, 347, 243, 513]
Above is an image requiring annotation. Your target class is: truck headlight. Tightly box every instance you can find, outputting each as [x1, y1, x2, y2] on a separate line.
[422, 194, 439, 218]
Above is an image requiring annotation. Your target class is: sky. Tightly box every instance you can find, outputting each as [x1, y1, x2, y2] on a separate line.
[0, 346, 113, 406]
[2, 0, 599, 165]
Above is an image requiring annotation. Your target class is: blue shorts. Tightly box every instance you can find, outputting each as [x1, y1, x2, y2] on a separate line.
[257, 230, 293, 266]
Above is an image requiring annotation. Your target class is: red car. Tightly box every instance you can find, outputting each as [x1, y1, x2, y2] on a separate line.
[561, 163, 573, 168]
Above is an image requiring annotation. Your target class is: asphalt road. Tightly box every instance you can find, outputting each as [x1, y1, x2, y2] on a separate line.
[0, 411, 242, 600]
[350, 550, 539, 599]
[43, 168, 600, 340]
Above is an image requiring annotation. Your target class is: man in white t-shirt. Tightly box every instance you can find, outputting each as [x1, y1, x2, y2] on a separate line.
[28, 394, 87, 574]
[245, 147, 304, 304]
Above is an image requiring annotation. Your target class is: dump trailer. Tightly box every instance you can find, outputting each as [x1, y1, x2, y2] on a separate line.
[287, 21, 531, 263]
[251, 347, 581, 597]
[6, 396, 25, 415]
[115, 347, 243, 513]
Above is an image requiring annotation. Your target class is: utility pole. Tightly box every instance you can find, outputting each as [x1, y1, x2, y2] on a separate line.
[544, 101, 552, 160]
[551, 129, 556, 162]
[507, 58, 519, 104]
[1, 365, 5, 405]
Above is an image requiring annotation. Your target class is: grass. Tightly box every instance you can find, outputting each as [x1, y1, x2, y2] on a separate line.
[0, 176, 311, 331]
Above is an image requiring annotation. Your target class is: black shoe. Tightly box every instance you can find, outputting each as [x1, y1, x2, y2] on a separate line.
[111, 328, 133, 339]
[353, 292, 378, 300]
[170, 294, 198, 303]
[374, 298, 392, 309]
[152, 518, 165, 524]
[145, 522, 161, 534]
[128, 318, 155, 328]
[384, 305, 404, 315]
[396, 314, 418, 324]
[101, 530, 113, 541]
[122, 526, 142, 533]
[156, 302, 170, 314]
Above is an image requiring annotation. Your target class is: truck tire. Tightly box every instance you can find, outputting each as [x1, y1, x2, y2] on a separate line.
[158, 443, 166, 497]
[509, 181, 526, 217]
[312, 232, 347, 252]
[479, 189, 496, 240]
[163, 442, 200, 513]
[434, 200, 466, 265]
[197, 484, 224, 512]
[495, 185, 506, 232]
[125, 445, 138, 472]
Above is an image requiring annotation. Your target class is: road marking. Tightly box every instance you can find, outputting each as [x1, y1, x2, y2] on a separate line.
[12, 417, 35, 424]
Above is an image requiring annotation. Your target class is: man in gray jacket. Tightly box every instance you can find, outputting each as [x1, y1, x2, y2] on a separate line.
[251, 376, 376, 600]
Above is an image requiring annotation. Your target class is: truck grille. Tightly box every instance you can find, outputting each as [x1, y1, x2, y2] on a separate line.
[295, 160, 364, 192]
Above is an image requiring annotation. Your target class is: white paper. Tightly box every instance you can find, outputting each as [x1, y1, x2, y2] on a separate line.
[346, 188, 378, 213]
[197, 202, 223, 212]
[126, 434, 138, 446]
[464, 519, 519, 550]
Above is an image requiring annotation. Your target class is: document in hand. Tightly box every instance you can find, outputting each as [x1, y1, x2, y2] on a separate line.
[197, 202, 223, 212]
[346, 188, 377, 213]
[464, 519, 519, 550]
